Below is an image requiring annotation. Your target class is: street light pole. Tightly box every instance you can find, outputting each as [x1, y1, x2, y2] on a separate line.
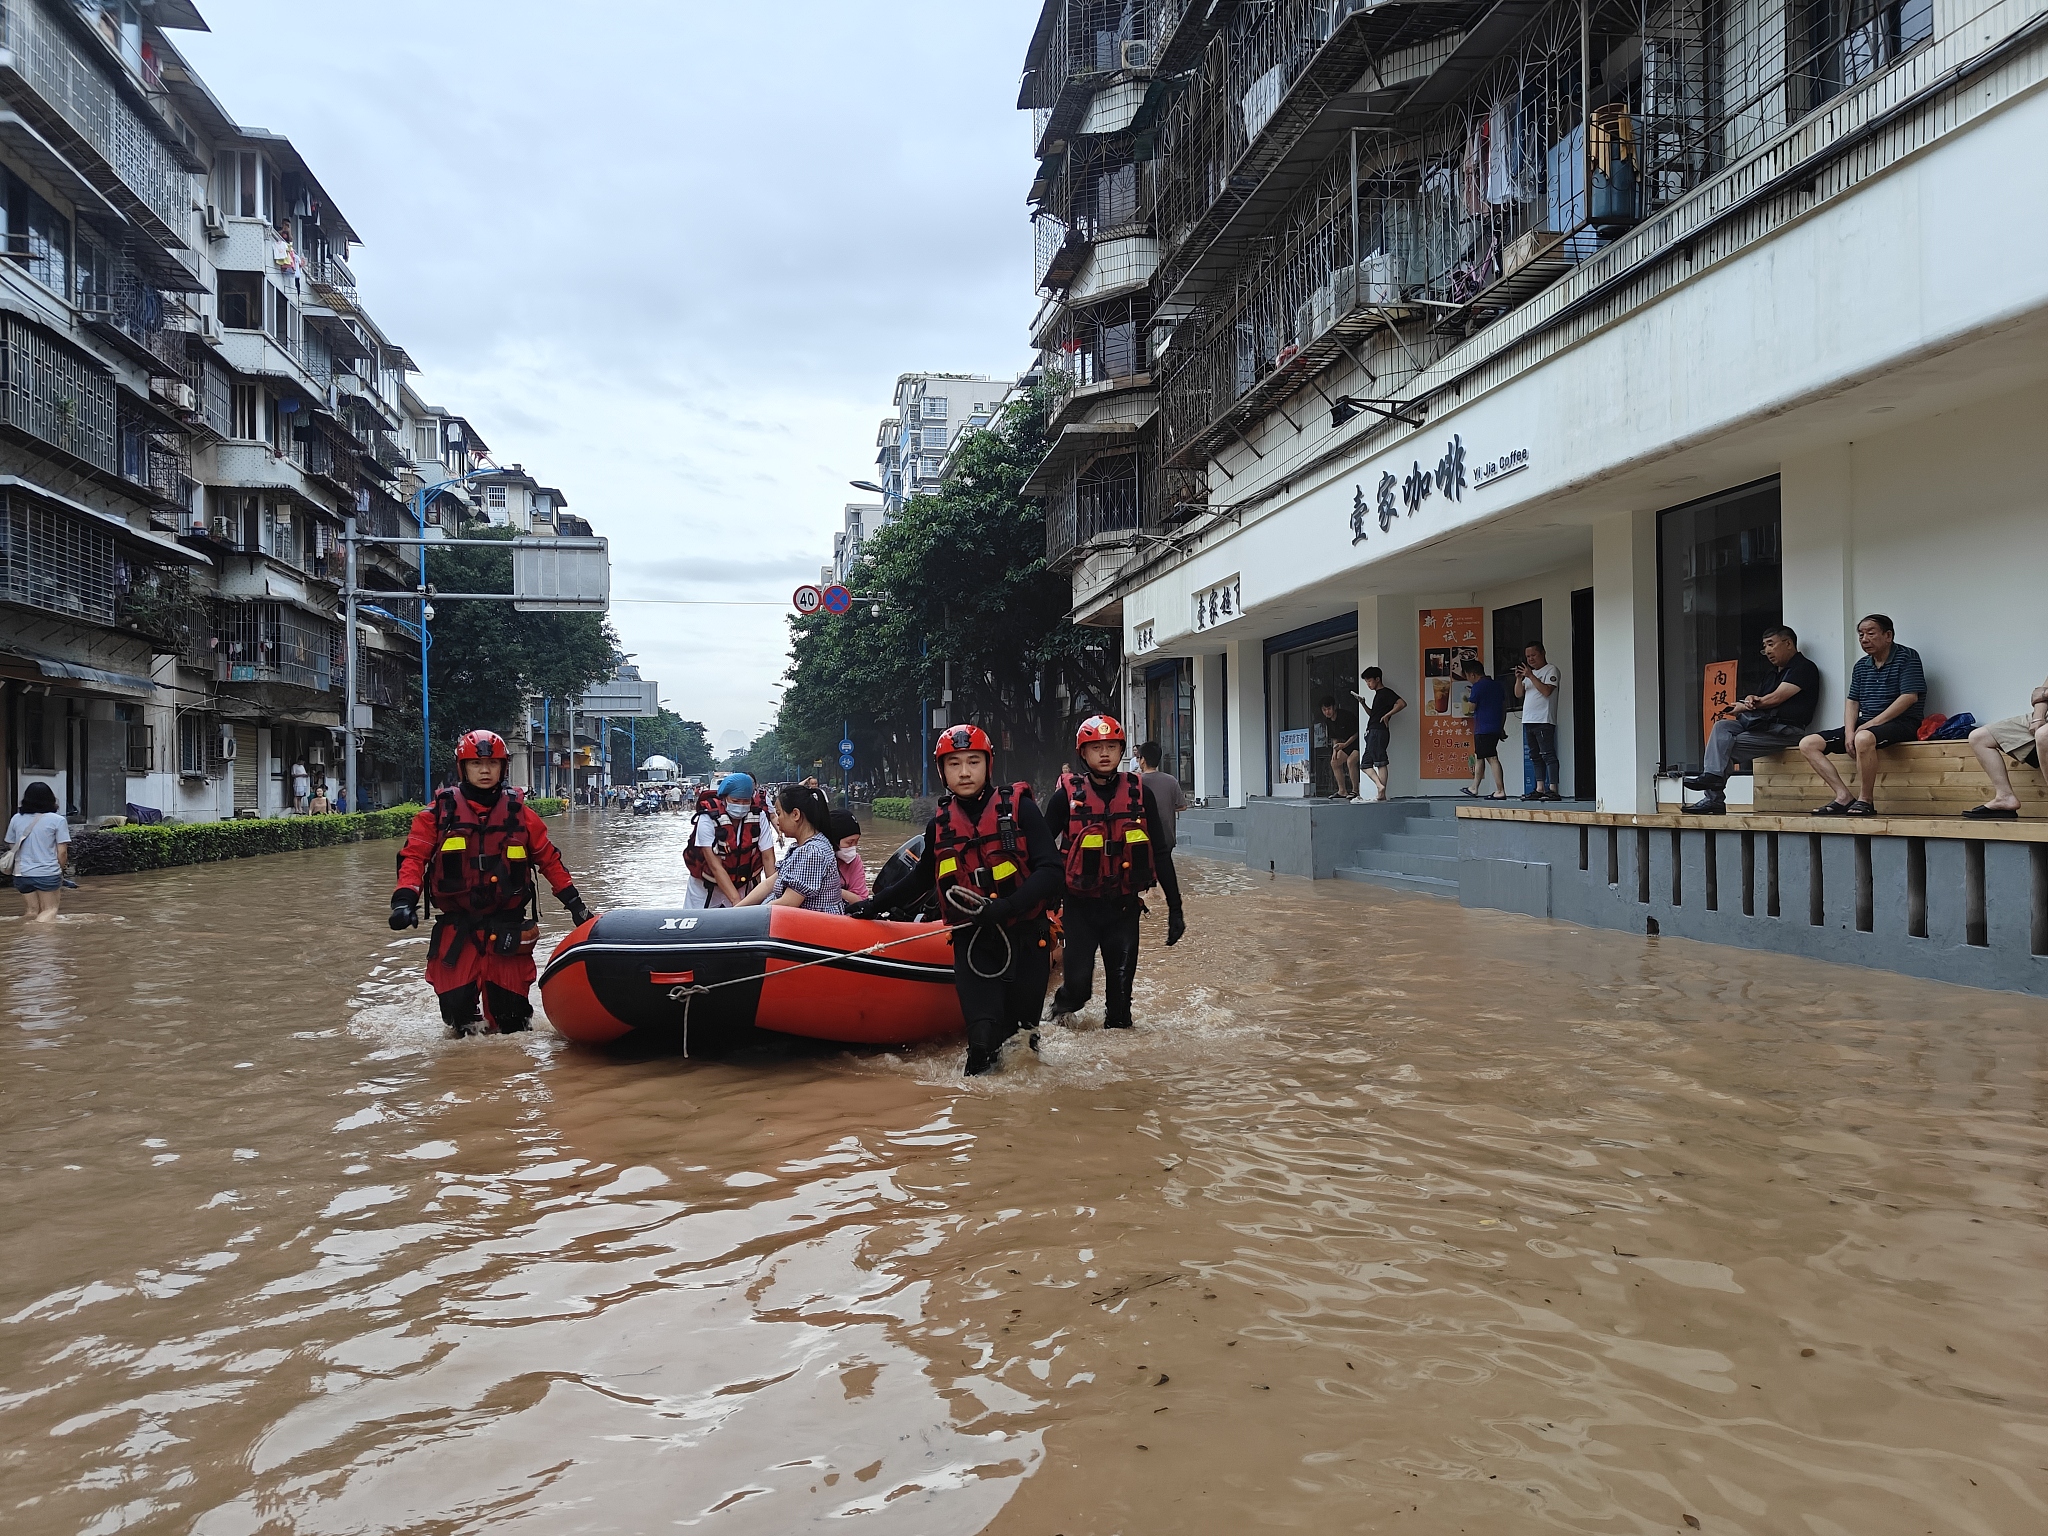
[343, 500, 359, 813]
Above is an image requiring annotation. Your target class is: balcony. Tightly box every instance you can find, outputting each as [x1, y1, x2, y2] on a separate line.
[0, 488, 115, 623]
[213, 325, 331, 395]
[0, 0, 192, 249]
[217, 597, 338, 695]
[304, 250, 357, 314]
[0, 312, 118, 471]
[1020, 1, 1204, 156]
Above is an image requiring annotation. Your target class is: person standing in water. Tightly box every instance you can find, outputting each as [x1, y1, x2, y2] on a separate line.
[851, 725, 1063, 1076]
[5, 780, 70, 922]
[1043, 714, 1185, 1032]
[389, 730, 592, 1036]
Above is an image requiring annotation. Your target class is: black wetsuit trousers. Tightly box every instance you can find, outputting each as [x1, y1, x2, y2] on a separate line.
[955, 917, 1053, 1064]
[437, 981, 534, 1034]
[1053, 895, 1143, 1027]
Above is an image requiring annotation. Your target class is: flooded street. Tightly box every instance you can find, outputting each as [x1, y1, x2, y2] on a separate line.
[4, 809, 2046, 1536]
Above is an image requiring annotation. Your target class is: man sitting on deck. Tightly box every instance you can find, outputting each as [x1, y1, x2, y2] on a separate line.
[1683, 626, 1819, 815]
[1961, 673, 2048, 820]
[1797, 614, 1924, 817]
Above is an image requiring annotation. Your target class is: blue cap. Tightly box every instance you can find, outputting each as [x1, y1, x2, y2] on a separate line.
[718, 772, 755, 800]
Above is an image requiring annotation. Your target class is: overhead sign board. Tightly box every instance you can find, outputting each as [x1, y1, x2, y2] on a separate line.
[793, 584, 823, 615]
[513, 536, 609, 612]
[577, 677, 660, 717]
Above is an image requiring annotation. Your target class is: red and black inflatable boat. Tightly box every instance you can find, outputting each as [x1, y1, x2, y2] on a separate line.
[538, 905, 962, 1052]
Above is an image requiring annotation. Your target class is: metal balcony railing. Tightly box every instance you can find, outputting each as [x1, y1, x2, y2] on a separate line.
[0, 0, 191, 240]
[0, 488, 115, 624]
[1045, 445, 1158, 567]
[0, 313, 119, 470]
[218, 598, 338, 693]
[1042, 292, 1152, 390]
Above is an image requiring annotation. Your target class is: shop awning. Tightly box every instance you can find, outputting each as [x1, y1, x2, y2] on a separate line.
[1, 649, 158, 697]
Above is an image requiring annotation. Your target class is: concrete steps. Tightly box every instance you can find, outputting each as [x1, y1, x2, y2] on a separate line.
[1334, 799, 1462, 899]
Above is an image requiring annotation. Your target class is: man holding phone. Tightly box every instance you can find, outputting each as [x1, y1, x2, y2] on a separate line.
[1514, 642, 1561, 801]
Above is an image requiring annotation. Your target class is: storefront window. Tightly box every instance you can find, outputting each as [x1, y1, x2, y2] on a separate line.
[1144, 659, 1195, 792]
[1657, 478, 1782, 772]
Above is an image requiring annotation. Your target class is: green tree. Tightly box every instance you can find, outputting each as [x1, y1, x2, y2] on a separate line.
[722, 729, 799, 784]
[778, 380, 1120, 790]
[633, 709, 715, 774]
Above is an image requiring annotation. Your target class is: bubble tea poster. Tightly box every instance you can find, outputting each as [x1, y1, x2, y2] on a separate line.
[1418, 607, 1483, 778]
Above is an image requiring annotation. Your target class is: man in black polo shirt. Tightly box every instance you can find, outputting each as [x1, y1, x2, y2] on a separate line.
[1684, 625, 1820, 815]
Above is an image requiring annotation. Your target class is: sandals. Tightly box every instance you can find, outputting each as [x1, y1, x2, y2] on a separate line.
[1961, 804, 2020, 821]
[1810, 800, 1875, 816]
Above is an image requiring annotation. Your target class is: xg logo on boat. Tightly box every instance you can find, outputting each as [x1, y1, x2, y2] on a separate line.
[658, 917, 700, 931]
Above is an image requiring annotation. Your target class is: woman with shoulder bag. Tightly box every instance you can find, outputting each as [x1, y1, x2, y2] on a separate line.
[4, 781, 72, 922]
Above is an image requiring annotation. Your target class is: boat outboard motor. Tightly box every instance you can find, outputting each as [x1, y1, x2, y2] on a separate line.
[875, 834, 939, 921]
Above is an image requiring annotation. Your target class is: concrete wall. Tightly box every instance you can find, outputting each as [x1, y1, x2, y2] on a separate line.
[1460, 815, 2048, 997]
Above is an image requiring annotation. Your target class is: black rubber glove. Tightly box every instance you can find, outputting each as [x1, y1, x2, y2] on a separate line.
[1166, 906, 1187, 947]
[389, 889, 420, 931]
[556, 884, 592, 926]
[977, 895, 1018, 928]
[844, 898, 881, 920]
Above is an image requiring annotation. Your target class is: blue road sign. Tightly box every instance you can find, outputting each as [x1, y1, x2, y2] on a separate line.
[821, 584, 853, 615]
[838, 738, 855, 754]
[838, 752, 855, 770]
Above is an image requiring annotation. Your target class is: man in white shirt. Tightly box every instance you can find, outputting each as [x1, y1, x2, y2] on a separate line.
[1513, 641, 1562, 801]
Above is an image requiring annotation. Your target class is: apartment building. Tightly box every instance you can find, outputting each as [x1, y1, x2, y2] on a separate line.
[872, 371, 1004, 511]
[831, 502, 883, 586]
[0, 0, 587, 823]
[1016, 0, 2048, 993]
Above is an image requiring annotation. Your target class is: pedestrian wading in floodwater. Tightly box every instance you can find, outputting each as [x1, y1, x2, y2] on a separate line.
[5, 779, 71, 922]
[850, 723, 1063, 1076]
[389, 729, 593, 1037]
[1043, 713, 1185, 1033]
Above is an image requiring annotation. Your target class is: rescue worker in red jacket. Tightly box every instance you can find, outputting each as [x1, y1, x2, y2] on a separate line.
[390, 729, 593, 1036]
[1042, 714, 1185, 1032]
[850, 724, 1063, 1075]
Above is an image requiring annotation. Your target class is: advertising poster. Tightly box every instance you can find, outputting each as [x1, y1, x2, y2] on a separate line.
[1701, 660, 1739, 754]
[1419, 606, 1484, 779]
[1277, 728, 1312, 786]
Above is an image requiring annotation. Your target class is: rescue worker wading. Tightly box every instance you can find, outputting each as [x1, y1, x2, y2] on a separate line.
[1043, 713, 1185, 1032]
[850, 724, 1063, 1076]
[684, 772, 778, 908]
[390, 730, 593, 1036]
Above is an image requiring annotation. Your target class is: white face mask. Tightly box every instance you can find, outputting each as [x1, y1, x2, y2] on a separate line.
[725, 800, 751, 818]
[836, 844, 859, 863]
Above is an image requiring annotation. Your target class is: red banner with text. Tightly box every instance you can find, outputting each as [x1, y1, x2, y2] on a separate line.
[1418, 606, 1484, 779]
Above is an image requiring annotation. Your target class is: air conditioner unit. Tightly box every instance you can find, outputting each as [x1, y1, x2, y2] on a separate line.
[1121, 39, 1150, 69]
[200, 315, 222, 343]
[168, 382, 196, 412]
[218, 724, 237, 759]
[202, 204, 226, 239]
[210, 514, 234, 541]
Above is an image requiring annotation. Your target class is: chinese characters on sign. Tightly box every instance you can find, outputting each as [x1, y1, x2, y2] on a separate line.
[1418, 606, 1485, 779]
[1134, 619, 1157, 654]
[1191, 575, 1243, 634]
[1277, 728, 1312, 788]
[1471, 447, 1530, 488]
[1701, 660, 1738, 756]
[1353, 437, 1471, 538]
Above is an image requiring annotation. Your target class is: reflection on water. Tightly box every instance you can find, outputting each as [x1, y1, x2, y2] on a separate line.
[3, 810, 2045, 1534]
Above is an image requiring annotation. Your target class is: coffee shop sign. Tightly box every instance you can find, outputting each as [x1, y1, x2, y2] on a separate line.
[1192, 575, 1242, 633]
[1348, 436, 1530, 544]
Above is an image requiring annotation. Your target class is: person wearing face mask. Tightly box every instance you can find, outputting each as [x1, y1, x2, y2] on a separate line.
[736, 783, 844, 913]
[683, 772, 778, 908]
[1042, 714, 1184, 1034]
[849, 724, 1064, 1075]
[828, 809, 870, 901]
[389, 729, 592, 1037]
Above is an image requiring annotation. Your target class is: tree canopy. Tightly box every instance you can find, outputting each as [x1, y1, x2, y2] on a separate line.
[633, 709, 716, 774]
[776, 381, 1119, 791]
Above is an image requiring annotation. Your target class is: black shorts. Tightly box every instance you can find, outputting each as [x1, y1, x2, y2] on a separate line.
[1360, 725, 1391, 769]
[1813, 718, 1919, 753]
[1472, 731, 1502, 762]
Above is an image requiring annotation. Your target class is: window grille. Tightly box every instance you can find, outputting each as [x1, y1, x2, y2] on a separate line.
[218, 599, 338, 692]
[0, 489, 116, 624]
[923, 398, 948, 418]
[0, 315, 118, 469]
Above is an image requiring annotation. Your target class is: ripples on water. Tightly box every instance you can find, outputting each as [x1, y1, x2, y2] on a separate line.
[3, 811, 2045, 1534]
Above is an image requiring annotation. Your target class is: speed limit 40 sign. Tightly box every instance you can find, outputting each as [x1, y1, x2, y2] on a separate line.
[792, 584, 824, 615]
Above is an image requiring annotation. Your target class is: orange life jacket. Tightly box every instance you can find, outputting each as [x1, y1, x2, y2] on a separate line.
[691, 792, 769, 886]
[425, 785, 536, 919]
[1058, 770, 1154, 898]
[934, 782, 1045, 921]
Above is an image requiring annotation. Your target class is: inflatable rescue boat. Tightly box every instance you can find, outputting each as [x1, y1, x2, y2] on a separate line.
[539, 905, 962, 1052]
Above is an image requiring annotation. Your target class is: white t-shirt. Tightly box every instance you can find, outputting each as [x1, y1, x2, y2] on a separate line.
[5, 812, 70, 877]
[291, 764, 310, 794]
[1519, 664, 1561, 725]
[683, 809, 773, 908]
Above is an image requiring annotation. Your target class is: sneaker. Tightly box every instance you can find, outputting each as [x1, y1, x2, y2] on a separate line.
[1684, 796, 1727, 815]
[1682, 773, 1724, 792]
[1811, 800, 1853, 816]
[1102, 1018, 1134, 1030]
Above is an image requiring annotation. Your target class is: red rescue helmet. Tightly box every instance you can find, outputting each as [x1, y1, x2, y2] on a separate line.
[933, 723, 994, 760]
[1074, 714, 1126, 750]
[455, 729, 510, 762]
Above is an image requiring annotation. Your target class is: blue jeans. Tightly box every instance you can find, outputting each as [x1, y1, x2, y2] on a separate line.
[1525, 723, 1560, 790]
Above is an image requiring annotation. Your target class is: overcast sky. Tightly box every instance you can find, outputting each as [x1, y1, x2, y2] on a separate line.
[179, 0, 1040, 754]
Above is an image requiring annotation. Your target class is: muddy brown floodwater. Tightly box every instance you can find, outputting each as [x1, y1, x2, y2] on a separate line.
[3, 809, 2047, 1535]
